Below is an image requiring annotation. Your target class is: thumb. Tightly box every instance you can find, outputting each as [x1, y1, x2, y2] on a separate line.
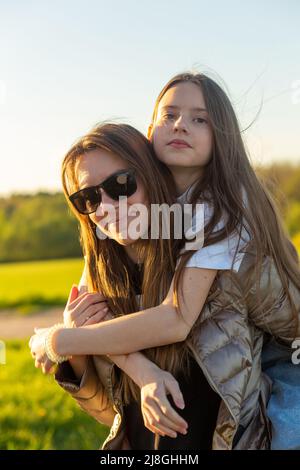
[68, 284, 79, 304]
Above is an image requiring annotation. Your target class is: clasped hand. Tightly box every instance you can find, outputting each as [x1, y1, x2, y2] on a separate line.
[29, 285, 111, 374]
[29, 285, 188, 438]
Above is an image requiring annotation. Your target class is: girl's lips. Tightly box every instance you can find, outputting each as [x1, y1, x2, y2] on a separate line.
[168, 142, 191, 149]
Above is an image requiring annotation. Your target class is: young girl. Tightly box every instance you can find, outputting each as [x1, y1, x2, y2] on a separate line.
[30, 73, 300, 450]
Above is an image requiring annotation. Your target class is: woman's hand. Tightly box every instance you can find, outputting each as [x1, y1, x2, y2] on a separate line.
[63, 285, 111, 328]
[29, 326, 55, 373]
[140, 366, 188, 438]
[29, 285, 114, 377]
[64, 285, 114, 379]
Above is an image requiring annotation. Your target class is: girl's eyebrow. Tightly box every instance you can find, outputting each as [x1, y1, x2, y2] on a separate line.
[161, 105, 207, 113]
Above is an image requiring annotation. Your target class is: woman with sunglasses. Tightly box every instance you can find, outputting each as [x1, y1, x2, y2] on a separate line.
[30, 120, 219, 450]
[30, 72, 300, 450]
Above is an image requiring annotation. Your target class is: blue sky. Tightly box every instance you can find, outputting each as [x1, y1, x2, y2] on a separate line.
[0, 0, 299, 195]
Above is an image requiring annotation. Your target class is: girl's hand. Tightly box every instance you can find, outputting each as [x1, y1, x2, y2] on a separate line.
[140, 367, 188, 438]
[63, 285, 112, 328]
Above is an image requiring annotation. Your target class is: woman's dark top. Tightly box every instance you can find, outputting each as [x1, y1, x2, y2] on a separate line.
[122, 262, 222, 450]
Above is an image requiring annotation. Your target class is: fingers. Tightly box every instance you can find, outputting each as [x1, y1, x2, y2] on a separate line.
[33, 353, 55, 374]
[68, 291, 90, 308]
[141, 376, 188, 437]
[103, 311, 114, 321]
[64, 292, 91, 326]
[67, 284, 79, 305]
[143, 398, 188, 437]
[142, 408, 166, 437]
[65, 293, 108, 327]
[162, 379, 188, 428]
[147, 380, 188, 432]
[74, 302, 108, 326]
[68, 291, 105, 308]
[165, 376, 185, 409]
[142, 406, 179, 438]
[43, 359, 56, 374]
[64, 288, 110, 328]
[35, 357, 42, 369]
[156, 395, 188, 432]
[83, 308, 110, 326]
[29, 335, 37, 357]
[69, 292, 106, 312]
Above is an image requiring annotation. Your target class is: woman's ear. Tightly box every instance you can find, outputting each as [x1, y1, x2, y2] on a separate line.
[147, 124, 153, 140]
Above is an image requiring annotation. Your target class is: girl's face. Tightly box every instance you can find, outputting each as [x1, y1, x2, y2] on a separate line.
[75, 149, 149, 246]
[150, 82, 213, 171]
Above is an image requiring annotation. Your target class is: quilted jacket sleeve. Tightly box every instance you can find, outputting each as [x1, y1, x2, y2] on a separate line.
[54, 355, 116, 427]
[237, 244, 300, 344]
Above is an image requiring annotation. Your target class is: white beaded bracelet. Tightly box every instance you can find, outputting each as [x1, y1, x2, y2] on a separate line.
[44, 323, 70, 364]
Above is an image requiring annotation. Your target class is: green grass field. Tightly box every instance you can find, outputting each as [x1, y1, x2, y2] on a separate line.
[0, 339, 109, 449]
[0, 258, 85, 313]
[1, 249, 300, 449]
[0, 246, 300, 313]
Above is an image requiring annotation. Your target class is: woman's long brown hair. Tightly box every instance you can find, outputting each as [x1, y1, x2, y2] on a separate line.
[149, 72, 300, 339]
[61, 122, 190, 406]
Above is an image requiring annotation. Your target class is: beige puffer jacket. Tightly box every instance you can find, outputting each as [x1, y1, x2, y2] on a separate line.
[55, 243, 300, 450]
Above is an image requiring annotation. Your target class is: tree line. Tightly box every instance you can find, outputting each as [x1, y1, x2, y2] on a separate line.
[0, 162, 299, 263]
[0, 192, 81, 262]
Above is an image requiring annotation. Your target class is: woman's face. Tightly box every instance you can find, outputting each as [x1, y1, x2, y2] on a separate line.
[150, 82, 213, 170]
[75, 149, 149, 246]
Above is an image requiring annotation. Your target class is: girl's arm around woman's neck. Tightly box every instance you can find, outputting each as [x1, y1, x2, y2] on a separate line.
[54, 303, 185, 357]
[53, 267, 217, 357]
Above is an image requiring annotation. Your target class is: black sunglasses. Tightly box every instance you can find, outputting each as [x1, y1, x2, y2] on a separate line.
[69, 169, 138, 215]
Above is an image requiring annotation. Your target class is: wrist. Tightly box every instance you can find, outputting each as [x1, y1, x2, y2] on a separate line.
[49, 324, 72, 360]
[135, 359, 160, 389]
[46, 324, 70, 363]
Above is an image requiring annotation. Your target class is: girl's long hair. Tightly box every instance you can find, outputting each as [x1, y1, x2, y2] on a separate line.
[61, 122, 190, 406]
[149, 72, 300, 338]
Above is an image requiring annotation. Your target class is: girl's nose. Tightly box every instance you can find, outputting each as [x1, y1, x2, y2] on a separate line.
[174, 115, 188, 133]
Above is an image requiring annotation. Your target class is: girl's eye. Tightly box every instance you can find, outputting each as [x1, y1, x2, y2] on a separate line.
[193, 117, 207, 124]
[164, 113, 176, 120]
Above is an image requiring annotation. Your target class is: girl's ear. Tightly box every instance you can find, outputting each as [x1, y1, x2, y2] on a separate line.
[147, 124, 153, 140]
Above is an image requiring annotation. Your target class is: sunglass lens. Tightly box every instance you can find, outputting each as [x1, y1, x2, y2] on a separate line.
[104, 172, 137, 200]
[73, 188, 100, 214]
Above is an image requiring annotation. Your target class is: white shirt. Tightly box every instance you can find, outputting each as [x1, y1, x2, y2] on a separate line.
[177, 184, 251, 272]
[78, 184, 251, 290]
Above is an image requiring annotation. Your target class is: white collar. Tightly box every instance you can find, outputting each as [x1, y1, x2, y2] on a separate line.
[176, 179, 200, 204]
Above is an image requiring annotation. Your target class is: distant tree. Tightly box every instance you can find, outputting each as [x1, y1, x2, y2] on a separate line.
[255, 163, 300, 235]
[0, 192, 81, 262]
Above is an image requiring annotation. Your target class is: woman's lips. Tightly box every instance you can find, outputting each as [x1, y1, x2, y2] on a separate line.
[107, 216, 128, 227]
